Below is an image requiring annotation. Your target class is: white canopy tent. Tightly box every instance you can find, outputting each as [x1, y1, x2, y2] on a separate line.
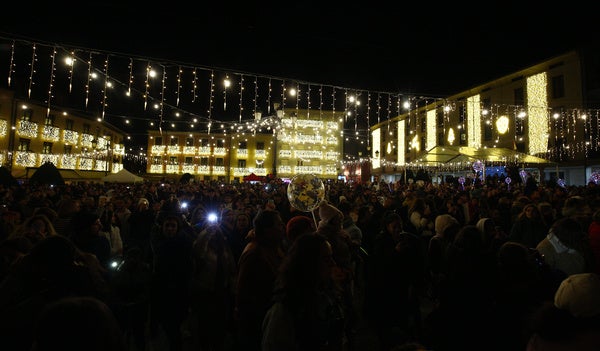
[102, 168, 144, 183]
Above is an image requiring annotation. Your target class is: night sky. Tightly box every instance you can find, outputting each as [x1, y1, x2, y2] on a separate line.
[0, 2, 598, 154]
[2, 2, 597, 96]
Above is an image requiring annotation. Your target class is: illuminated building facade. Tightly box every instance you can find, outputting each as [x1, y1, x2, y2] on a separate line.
[0, 89, 125, 181]
[370, 50, 600, 185]
[146, 108, 345, 182]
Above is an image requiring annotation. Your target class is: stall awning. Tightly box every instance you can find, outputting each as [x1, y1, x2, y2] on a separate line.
[416, 146, 554, 165]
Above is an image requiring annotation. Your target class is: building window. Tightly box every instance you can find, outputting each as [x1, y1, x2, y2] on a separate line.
[437, 132, 445, 146]
[217, 139, 225, 148]
[514, 87, 525, 106]
[45, 114, 55, 126]
[484, 122, 493, 141]
[83, 123, 90, 134]
[552, 75, 565, 99]
[152, 156, 161, 164]
[65, 119, 74, 130]
[169, 156, 178, 164]
[256, 141, 264, 150]
[185, 137, 194, 146]
[216, 158, 224, 166]
[18, 138, 31, 152]
[239, 141, 247, 149]
[64, 145, 72, 154]
[21, 108, 32, 121]
[155, 137, 162, 145]
[238, 160, 246, 168]
[200, 157, 209, 166]
[42, 142, 53, 154]
[436, 109, 444, 127]
[170, 137, 178, 146]
[184, 156, 193, 164]
[201, 138, 210, 147]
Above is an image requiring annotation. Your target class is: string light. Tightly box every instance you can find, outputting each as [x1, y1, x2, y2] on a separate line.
[100, 55, 110, 120]
[28, 43, 37, 99]
[144, 62, 151, 110]
[239, 74, 244, 122]
[126, 58, 133, 97]
[85, 51, 92, 108]
[7, 40, 15, 86]
[47, 46, 56, 117]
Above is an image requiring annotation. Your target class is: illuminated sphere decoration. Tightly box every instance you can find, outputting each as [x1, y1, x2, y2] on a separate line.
[505, 177, 512, 185]
[286, 174, 325, 212]
[519, 170, 528, 180]
[473, 160, 484, 173]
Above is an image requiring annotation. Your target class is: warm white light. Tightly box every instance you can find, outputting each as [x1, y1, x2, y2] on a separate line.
[288, 88, 297, 96]
[348, 95, 355, 103]
[224, 79, 231, 88]
[403, 101, 410, 109]
[149, 69, 157, 78]
[65, 57, 74, 66]
[447, 128, 455, 144]
[496, 115, 509, 134]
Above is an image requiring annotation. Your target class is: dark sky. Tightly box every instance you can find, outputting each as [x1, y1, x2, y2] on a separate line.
[2, 2, 598, 97]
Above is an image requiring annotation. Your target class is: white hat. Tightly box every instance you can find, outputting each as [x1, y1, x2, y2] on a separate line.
[554, 273, 600, 318]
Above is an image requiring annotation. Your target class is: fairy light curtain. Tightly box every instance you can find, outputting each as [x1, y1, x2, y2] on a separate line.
[0, 35, 598, 163]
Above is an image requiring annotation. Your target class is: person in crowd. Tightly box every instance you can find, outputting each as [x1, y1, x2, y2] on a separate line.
[149, 212, 194, 351]
[526, 272, 600, 351]
[369, 211, 427, 350]
[510, 203, 548, 248]
[560, 195, 593, 230]
[428, 214, 460, 299]
[315, 200, 358, 344]
[338, 200, 363, 247]
[191, 223, 237, 351]
[490, 241, 553, 351]
[9, 213, 57, 247]
[127, 197, 156, 265]
[99, 209, 123, 260]
[0, 235, 110, 351]
[52, 197, 81, 238]
[536, 216, 595, 277]
[588, 209, 600, 275]
[284, 214, 315, 251]
[262, 233, 347, 350]
[70, 211, 111, 269]
[424, 225, 496, 351]
[409, 197, 434, 239]
[31, 296, 127, 351]
[235, 209, 286, 351]
[476, 217, 507, 255]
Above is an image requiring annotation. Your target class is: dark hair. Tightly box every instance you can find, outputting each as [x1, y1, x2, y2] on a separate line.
[276, 233, 331, 307]
[253, 210, 282, 240]
[32, 296, 127, 351]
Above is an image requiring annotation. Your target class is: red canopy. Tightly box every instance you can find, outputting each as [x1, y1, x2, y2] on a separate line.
[243, 173, 262, 182]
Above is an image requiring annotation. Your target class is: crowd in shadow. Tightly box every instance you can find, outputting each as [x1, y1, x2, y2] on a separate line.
[1, 176, 600, 351]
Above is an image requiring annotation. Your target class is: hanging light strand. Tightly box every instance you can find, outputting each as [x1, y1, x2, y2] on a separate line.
[47, 46, 56, 117]
[100, 54, 110, 120]
[176, 65, 182, 106]
[7, 40, 15, 86]
[28, 43, 37, 99]
[85, 51, 93, 108]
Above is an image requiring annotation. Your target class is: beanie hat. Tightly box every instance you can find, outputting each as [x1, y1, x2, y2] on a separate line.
[435, 214, 459, 236]
[554, 272, 600, 318]
[286, 215, 315, 243]
[318, 200, 343, 225]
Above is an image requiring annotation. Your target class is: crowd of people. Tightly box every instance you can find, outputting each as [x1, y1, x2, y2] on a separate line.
[0, 174, 600, 351]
